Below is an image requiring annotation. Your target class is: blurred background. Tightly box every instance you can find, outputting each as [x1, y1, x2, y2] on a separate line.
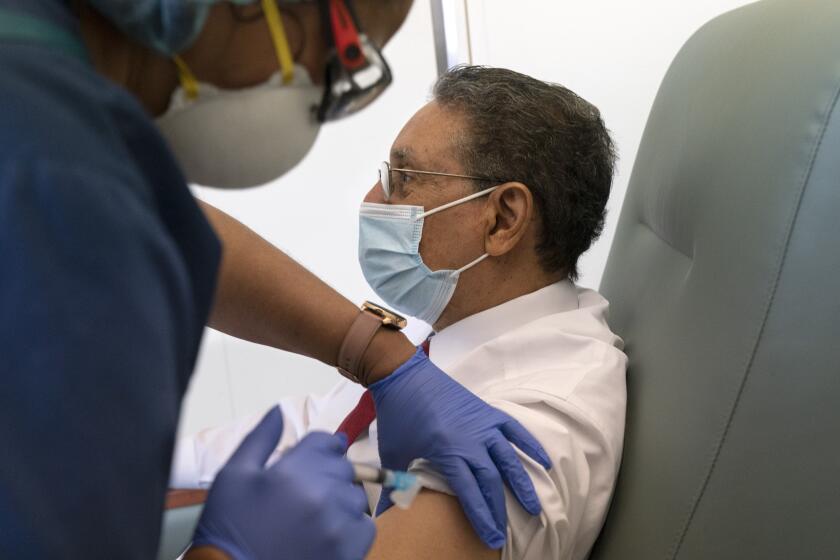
[180, 0, 757, 437]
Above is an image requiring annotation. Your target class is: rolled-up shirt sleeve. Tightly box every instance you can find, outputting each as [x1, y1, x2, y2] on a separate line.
[170, 380, 365, 488]
[406, 395, 620, 560]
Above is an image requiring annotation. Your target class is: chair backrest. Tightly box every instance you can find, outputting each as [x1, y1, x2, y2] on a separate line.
[592, 1, 840, 558]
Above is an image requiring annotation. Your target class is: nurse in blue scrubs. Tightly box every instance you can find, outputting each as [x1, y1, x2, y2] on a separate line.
[0, 1, 551, 559]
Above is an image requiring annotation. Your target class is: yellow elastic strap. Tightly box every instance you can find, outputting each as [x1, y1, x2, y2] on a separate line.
[172, 55, 200, 100]
[261, 0, 295, 85]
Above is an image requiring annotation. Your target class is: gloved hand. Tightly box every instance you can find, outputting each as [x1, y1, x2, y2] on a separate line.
[191, 406, 375, 560]
[369, 347, 552, 550]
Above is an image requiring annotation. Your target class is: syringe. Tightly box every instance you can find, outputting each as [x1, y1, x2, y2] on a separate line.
[352, 462, 422, 509]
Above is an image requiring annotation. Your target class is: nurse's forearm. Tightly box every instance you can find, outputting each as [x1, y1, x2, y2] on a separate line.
[199, 200, 414, 382]
[184, 547, 230, 560]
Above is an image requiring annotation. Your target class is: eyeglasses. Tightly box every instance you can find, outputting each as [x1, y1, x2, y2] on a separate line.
[378, 161, 497, 201]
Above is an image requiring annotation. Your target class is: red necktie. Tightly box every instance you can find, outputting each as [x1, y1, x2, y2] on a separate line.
[421, 337, 431, 356]
[335, 338, 432, 446]
[335, 390, 375, 446]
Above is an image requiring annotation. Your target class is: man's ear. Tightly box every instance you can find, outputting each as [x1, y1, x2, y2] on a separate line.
[483, 182, 534, 257]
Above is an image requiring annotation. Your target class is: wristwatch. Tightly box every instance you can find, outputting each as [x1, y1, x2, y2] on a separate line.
[336, 301, 406, 385]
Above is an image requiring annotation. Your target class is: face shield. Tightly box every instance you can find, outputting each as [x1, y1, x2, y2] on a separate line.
[155, 0, 393, 188]
[315, 0, 393, 122]
[156, 0, 323, 188]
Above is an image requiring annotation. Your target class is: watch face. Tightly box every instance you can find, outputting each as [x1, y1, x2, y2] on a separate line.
[362, 301, 407, 329]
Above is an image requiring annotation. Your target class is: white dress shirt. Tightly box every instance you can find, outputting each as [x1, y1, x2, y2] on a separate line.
[171, 280, 627, 560]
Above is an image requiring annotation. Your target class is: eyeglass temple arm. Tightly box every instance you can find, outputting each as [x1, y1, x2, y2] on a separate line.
[419, 185, 500, 219]
[390, 167, 490, 182]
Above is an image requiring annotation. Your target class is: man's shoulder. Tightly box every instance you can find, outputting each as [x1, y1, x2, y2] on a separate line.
[485, 287, 626, 387]
[468, 290, 628, 447]
[478, 294, 627, 560]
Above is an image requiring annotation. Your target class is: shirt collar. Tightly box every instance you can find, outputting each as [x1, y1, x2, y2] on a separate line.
[428, 279, 579, 372]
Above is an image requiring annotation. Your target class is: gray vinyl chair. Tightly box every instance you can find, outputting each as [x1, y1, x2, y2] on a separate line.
[592, 0, 840, 558]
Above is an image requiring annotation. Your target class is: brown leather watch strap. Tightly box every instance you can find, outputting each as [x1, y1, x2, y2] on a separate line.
[336, 309, 382, 385]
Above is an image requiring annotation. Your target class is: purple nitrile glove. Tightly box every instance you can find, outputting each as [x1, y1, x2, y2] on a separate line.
[192, 406, 374, 560]
[369, 347, 551, 549]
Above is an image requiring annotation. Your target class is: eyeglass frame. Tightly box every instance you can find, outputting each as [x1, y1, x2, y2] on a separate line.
[378, 160, 505, 202]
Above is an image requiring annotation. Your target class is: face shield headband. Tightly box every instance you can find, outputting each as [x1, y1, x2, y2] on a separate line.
[214, 0, 391, 122]
[315, 0, 393, 122]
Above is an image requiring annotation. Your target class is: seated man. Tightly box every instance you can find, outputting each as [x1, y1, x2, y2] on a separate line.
[171, 65, 626, 560]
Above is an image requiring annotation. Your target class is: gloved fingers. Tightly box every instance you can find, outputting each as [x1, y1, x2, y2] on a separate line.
[341, 516, 377, 560]
[374, 491, 394, 517]
[293, 431, 352, 457]
[500, 418, 552, 469]
[224, 406, 284, 470]
[488, 436, 541, 516]
[275, 432, 355, 480]
[331, 482, 372, 517]
[440, 458, 506, 549]
[335, 431, 349, 451]
[467, 455, 508, 537]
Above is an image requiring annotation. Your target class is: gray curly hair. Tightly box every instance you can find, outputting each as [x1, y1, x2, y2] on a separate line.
[433, 65, 616, 279]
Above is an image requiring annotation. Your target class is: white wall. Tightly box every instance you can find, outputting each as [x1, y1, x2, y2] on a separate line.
[178, 0, 758, 437]
[463, 0, 758, 289]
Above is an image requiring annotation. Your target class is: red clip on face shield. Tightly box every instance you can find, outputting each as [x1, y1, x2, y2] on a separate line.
[317, 0, 392, 122]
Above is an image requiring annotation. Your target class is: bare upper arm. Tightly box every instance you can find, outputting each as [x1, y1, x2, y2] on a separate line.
[366, 490, 501, 560]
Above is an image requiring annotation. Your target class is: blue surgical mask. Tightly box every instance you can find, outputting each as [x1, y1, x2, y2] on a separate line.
[358, 186, 498, 325]
[87, 0, 256, 55]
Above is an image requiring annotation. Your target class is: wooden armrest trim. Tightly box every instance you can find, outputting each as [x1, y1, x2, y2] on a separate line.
[165, 489, 208, 510]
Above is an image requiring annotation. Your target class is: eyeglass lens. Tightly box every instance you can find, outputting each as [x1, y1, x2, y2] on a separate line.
[379, 161, 391, 201]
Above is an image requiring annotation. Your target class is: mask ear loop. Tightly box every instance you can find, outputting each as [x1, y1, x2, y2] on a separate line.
[172, 55, 200, 100]
[455, 253, 490, 274]
[418, 186, 498, 274]
[418, 186, 500, 220]
[261, 0, 296, 85]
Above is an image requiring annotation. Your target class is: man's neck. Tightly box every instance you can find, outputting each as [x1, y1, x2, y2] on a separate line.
[433, 270, 566, 332]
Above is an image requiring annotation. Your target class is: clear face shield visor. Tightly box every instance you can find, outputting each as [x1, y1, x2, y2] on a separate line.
[314, 0, 393, 122]
[174, 0, 392, 123]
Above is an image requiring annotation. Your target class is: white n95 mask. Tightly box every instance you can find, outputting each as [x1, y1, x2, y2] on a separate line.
[156, 65, 321, 189]
[358, 186, 498, 325]
[155, 0, 322, 189]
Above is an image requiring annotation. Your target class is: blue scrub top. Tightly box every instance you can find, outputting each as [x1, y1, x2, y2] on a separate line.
[0, 1, 221, 558]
